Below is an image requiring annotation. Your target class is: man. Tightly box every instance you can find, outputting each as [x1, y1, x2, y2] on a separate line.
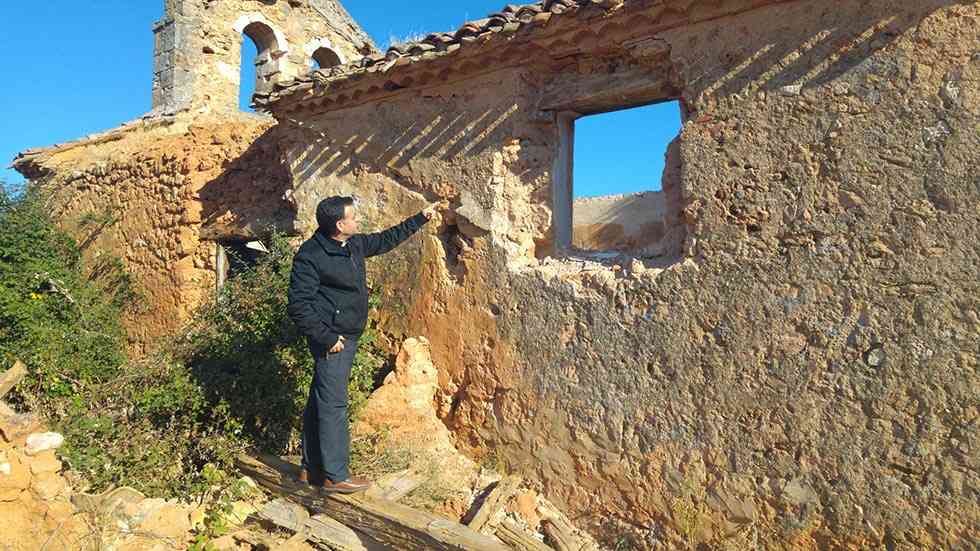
[287, 196, 437, 493]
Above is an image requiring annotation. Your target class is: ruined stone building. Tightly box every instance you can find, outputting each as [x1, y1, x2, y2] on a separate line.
[13, 0, 979, 548]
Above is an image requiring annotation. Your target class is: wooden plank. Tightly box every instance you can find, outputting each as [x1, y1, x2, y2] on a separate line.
[236, 454, 511, 551]
[541, 515, 598, 551]
[364, 469, 426, 502]
[0, 361, 27, 400]
[308, 514, 369, 551]
[495, 518, 554, 551]
[537, 69, 676, 116]
[541, 519, 576, 551]
[467, 475, 522, 533]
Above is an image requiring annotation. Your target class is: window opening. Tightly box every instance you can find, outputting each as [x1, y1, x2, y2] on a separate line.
[216, 240, 267, 291]
[238, 21, 279, 112]
[556, 100, 684, 258]
[311, 47, 342, 70]
[239, 36, 258, 111]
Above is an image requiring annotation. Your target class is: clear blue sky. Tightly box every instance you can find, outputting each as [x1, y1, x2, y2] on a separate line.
[2, 1, 679, 197]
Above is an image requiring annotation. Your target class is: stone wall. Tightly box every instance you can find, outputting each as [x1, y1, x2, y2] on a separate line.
[152, 0, 373, 114]
[13, 0, 980, 548]
[0, 412, 87, 551]
[266, 0, 979, 548]
[14, 114, 287, 349]
[572, 189, 680, 255]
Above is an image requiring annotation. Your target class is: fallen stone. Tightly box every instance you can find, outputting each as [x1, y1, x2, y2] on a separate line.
[24, 432, 64, 456]
[259, 498, 310, 531]
[73, 485, 146, 519]
[28, 451, 62, 475]
[131, 498, 193, 541]
[0, 411, 42, 446]
[0, 453, 30, 502]
[30, 471, 68, 501]
[507, 489, 541, 529]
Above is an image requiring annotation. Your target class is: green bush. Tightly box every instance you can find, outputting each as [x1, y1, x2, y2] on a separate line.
[0, 185, 231, 495]
[0, 186, 133, 407]
[0, 184, 389, 498]
[176, 232, 388, 455]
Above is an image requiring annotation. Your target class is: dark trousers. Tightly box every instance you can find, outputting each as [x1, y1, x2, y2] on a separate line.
[301, 337, 359, 483]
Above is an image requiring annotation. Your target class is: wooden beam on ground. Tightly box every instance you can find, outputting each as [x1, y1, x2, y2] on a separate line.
[364, 469, 426, 502]
[0, 361, 27, 400]
[541, 514, 599, 551]
[467, 475, 522, 533]
[258, 498, 368, 551]
[308, 514, 369, 551]
[237, 454, 511, 551]
[495, 518, 554, 551]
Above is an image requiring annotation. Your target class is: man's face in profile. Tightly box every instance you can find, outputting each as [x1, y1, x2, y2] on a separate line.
[336, 204, 358, 237]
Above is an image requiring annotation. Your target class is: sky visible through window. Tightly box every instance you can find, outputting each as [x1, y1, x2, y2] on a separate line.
[240, 38, 259, 112]
[573, 101, 682, 198]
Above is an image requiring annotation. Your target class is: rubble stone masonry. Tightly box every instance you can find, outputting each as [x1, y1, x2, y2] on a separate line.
[152, 0, 372, 114]
[13, 0, 980, 548]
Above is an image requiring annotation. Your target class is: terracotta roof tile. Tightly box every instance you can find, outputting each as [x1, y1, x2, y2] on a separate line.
[255, 0, 625, 110]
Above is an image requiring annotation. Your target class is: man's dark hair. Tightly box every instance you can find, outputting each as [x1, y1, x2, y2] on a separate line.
[316, 196, 354, 236]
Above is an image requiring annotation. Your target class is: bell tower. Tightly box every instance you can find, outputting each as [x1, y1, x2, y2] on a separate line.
[150, 0, 374, 115]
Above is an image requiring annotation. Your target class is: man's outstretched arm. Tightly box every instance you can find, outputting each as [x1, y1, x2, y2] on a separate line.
[357, 210, 431, 258]
[287, 252, 340, 349]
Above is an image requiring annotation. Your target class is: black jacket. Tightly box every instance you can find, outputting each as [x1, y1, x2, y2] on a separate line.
[287, 212, 429, 349]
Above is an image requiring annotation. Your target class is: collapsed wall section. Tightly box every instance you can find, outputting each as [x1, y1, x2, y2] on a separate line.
[12, 115, 292, 349]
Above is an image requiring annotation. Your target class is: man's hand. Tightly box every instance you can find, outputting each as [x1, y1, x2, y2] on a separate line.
[422, 200, 449, 220]
[329, 335, 346, 354]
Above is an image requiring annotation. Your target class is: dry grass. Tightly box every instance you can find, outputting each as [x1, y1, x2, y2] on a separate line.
[350, 429, 465, 513]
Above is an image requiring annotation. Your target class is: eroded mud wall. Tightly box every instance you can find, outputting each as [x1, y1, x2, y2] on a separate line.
[16, 0, 978, 547]
[277, 0, 979, 547]
[14, 115, 290, 348]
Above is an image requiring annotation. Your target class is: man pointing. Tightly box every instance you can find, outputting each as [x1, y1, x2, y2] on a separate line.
[287, 196, 438, 493]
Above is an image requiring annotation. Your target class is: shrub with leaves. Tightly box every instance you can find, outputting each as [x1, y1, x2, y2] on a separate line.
[176, 231, 390, 456]
[0, 185, 234, 495]
[0, 183, 389, 498]
[0, 185, 133, 407]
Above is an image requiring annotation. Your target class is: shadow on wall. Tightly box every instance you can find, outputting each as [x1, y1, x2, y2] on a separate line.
[683, 0, 942, 101]
[284, 100, 524, 188]
[197, 128, 297, 241]
[191, 0, 948, 255]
